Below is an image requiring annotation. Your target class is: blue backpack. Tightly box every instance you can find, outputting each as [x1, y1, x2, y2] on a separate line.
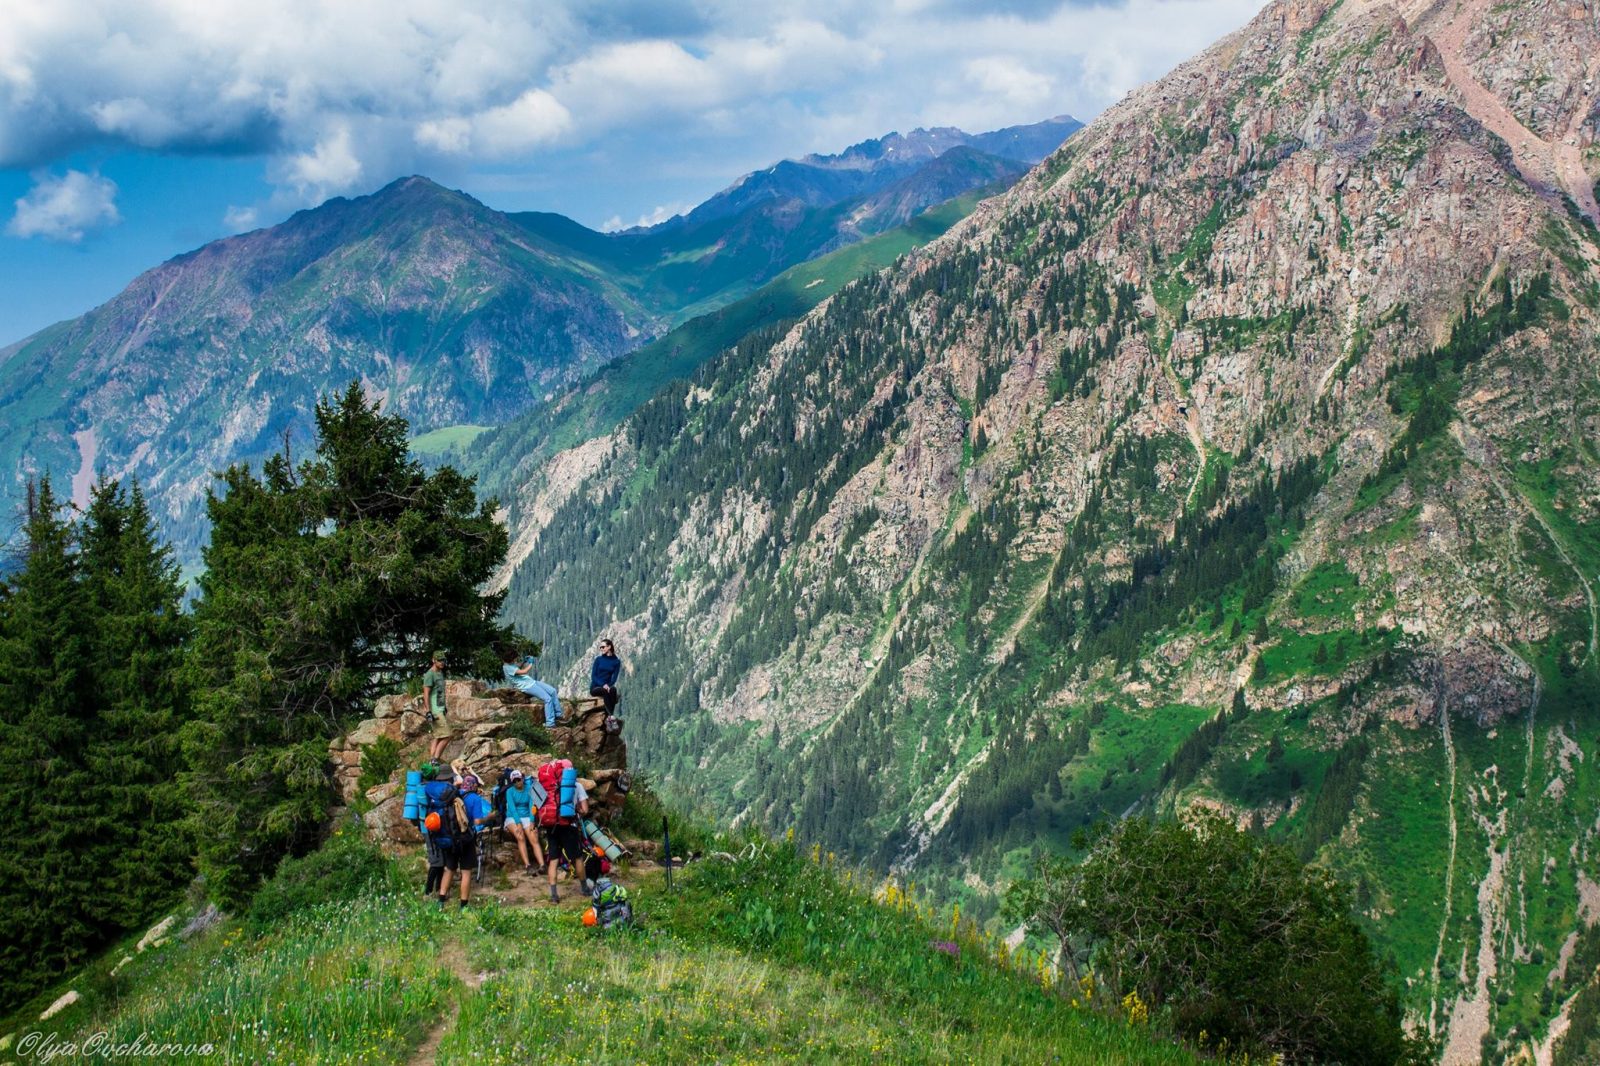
[423, 780, 461, 846]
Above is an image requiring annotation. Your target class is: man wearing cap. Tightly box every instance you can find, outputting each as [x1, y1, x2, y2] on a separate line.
[503, 768, 546, 876]
[422, 652, 454, 761]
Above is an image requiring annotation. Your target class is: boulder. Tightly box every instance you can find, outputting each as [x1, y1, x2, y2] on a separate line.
[344, 716, 402, 749]
[365, 781, 402, 807]
[181, 904, 225, 940]
[363, 794, 421, 848]
[137, 914, 176, 952]
[373, 694, 410, 720]
[110, 955, 134, 977]
[39, 990, 79, 1020]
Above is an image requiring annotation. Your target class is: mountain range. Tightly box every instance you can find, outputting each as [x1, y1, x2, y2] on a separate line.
[0, 115, 1079, 550]
[481, 0, 1600, 1060]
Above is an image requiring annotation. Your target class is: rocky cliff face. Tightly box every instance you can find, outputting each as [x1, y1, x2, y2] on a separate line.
[494, 0, 1600, 1055]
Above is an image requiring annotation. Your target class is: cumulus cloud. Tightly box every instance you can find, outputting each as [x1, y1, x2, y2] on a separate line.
[0, 0, 1267, 220]
[600, 202, 694, 232]
[7, 169, 120, 241]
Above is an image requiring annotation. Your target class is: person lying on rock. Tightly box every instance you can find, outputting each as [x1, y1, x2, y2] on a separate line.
[498, 644, 562, 728]
[422, 651, 454, 762]
[503, 768, 547, 877]
[590, 638, 622, 715]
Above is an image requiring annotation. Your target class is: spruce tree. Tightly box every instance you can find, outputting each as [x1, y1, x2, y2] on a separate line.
[0, 478, 97, 1008]
[80, 479, 193, 927]
[182, 385, 510, 906]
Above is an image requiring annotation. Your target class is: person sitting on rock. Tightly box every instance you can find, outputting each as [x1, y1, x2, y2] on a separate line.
[502, 768, 546, 876]
[499, 645, 562, 728]
[590, 638, 622, 716]
[422, 652, 454, 762]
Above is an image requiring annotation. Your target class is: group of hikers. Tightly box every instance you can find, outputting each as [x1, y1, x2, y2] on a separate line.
[411, 639, 632, 927]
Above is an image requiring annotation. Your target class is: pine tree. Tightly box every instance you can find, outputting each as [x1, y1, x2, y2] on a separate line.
[80, 479, 193, 927]
[182, 385, 512, 906]
[0, 478, 97, 1008]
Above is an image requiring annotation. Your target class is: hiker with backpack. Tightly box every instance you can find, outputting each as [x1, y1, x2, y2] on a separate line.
[498, 645, 562, 728]
[422, 765, 476, 910]
[536, 758, 590, 904]
[590, 639, 622, 715]
[419, 761, 446, 897]
[501, 768, 547, 876]
[422, 652, 454, 761]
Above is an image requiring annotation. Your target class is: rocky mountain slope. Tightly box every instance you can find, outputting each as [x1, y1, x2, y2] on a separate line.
[0, 119, 1077, 557]
[491, 0, 1600, 1058]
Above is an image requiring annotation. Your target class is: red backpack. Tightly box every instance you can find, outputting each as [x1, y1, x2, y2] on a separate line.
[537, 761, 563, 827]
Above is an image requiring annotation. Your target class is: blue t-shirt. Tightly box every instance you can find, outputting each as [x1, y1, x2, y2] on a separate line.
[502, 661, 548, 694]
[505, 780, 543, 821]
[462, 791, 492, 828]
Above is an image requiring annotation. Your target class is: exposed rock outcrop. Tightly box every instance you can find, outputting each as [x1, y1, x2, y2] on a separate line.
[329, 679, 630, 855]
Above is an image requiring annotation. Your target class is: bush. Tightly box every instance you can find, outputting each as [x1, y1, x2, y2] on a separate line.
[611, 772, 714, 856]
[1009, 812, 1432, 1064]
[355, 735, 402, 795]
[503, 708, 550, 751]
[245, 829, 399, 934]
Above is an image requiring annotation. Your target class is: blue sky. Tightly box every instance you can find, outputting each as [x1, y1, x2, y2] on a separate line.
[0, 0, 1266, 345]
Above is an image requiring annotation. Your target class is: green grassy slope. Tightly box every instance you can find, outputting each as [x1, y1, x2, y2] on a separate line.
[11, 836, 1198, 1065]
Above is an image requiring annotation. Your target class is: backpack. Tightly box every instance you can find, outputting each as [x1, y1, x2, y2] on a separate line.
[423, 781, 461, 845]
[591, 877, 633, 929]
[491, 769, 512, 826]
[537, 761, 568, 827]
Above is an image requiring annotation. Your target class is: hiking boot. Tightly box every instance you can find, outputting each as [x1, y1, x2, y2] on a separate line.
[458, 899, 469, 911]
[436, 895, 447, 911]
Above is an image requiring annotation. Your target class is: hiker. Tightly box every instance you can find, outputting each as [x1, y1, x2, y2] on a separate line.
[590, 638, 622, 715]
[499, 645, 562, 728]
[502, 768, 547, 876]
[424, 765, 475, 911]
[419, 762, 446, 897]
[537, 759, 590, 904]
[422, 652, 454, 761]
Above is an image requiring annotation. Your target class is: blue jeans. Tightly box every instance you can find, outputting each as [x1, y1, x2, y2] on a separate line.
[517, 678, 560, 726]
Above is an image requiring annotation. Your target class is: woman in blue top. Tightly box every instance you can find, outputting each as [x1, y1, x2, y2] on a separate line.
[499, 647, 562, 727]
[590, 638, 622, 715]
[502, 768, 546, 875]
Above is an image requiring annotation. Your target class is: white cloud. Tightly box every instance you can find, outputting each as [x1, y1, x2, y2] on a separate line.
[223, 204, 260, 232]
[0, 0, 1269, 219]
[280, 126, 364, 201]
[599, 202, 692, 231]
[7, 169, 120, 241]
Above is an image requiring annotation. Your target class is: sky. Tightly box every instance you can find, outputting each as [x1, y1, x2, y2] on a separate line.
[0, 0, 1267, 345]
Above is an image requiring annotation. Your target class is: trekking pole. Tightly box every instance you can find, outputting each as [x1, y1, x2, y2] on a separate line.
[662, 815, 673, 894]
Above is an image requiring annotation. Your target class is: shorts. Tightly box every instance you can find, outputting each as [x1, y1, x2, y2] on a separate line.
[441, 835, 476, 872]
[431, 713, 455, 738]
[507, 817, 535, 830]
[546, 824, 586, 863]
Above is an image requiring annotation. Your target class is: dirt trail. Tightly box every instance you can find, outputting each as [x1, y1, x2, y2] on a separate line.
[407, 940, 491, 1066]
[1426, 0, 1600, 227]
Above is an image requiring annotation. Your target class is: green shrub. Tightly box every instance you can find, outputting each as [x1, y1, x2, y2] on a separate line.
[612, 772, 714, 856]
[503, 708, 550, 750]
[355, 735, 402, 795]
[1009, 813, 1434, 1064]
[245, 830, 399, 934]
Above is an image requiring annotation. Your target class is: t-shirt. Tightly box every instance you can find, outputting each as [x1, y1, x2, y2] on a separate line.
[462, 791, 492, 827]
[501, 661, 548, 695]
[505, 780, 542, 820]
[573, 780, 589, 816]
[422, 668, 446, 715]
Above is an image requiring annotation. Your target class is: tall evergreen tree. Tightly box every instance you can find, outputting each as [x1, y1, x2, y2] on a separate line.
[0, 478, 97, 1008]
[182, 385, 510, 907]
[80, 479, 193, 927]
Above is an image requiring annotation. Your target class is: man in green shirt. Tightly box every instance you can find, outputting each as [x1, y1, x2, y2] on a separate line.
[423, 652, 453, 760]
